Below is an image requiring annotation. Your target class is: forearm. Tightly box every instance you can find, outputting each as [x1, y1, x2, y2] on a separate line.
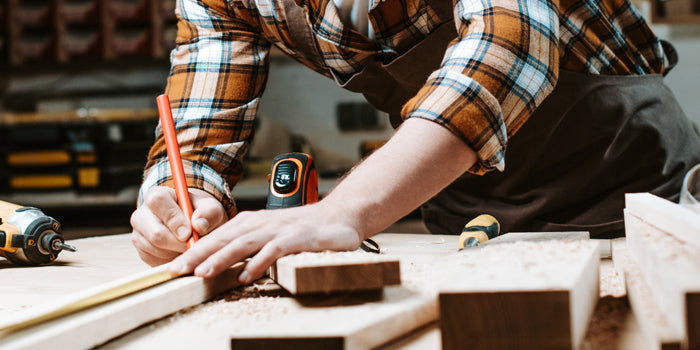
[322, 118, 477, 238]
[140, 0, 270, 217]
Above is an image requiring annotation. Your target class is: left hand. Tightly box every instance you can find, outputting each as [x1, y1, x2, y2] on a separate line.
[167, 201, 363, 284]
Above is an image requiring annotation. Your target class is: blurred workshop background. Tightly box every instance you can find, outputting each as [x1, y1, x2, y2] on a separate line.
[0, 0, 698, 238]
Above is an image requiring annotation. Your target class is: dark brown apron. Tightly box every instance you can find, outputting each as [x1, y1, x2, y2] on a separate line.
[281, 0, 700, 238]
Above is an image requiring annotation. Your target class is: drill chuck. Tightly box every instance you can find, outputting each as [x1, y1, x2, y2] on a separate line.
[0, 203, 75, 265]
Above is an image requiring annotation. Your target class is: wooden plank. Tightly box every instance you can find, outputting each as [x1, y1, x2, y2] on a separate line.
[611, 238, 682, 350]
[100, 283, 437, 350]
[0, 263, 245, 350]
[436, 239, 600, 350]
[623, 210, 700, 349]
[99, 234, 459, 349]
[625, 192, 700, 249]
[269, 251, 401, 295]
[0, 265, 176, 334]
[0, 234, 149, 313]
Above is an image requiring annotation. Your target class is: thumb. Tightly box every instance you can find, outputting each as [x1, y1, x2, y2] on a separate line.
[189, 189, 228, 235]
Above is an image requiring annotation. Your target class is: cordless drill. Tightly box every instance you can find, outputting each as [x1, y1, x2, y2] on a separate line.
[0, 200, 76, 265]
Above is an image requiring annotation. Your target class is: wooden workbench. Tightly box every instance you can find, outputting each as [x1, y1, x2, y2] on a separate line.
[0, 233, 649, 349]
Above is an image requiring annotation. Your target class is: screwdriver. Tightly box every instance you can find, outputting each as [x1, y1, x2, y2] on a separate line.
[458, 214, 500, 250]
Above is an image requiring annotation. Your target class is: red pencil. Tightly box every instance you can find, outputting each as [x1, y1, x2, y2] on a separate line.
[156, 94, 199, 248]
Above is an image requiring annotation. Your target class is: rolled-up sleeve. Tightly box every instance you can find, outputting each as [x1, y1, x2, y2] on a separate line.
[401, 0, 559, 174]
[139, 0, 270, 218]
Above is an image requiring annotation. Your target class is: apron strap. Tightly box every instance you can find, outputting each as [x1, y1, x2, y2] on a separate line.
[660, 39, 678, 76]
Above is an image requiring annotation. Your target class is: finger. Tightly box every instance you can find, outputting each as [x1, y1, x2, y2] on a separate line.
[144, 186, 192, 242]
[189, 189, 228, 235]
[130, 229, 181, 264]
[195, 229, 275, 278]
[241, 234, 302, 284]
[167, 220, 244, 275]
[133, 241, 172, 267]
[130, 206, 189, 253]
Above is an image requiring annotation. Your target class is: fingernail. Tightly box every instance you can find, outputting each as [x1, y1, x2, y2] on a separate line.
[177, 226, 190, 240]
[195, 263, 212, 277]
[238, 271, 251, 284]
[169, 261, 187, 275]
[194, 218, 209, 232]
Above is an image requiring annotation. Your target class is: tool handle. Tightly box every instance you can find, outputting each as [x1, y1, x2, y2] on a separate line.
[156, 94, 199, 248]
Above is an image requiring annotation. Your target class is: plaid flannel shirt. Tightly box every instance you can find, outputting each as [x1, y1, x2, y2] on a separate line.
[141, 0, 666, 216]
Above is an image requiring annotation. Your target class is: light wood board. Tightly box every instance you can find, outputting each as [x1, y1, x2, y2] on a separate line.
[611, 238, 682, 350]
[0, 234, 150, 313]
[625, 192, 700, 249]
[436, 239, 600, 350]
[269, 251, 400, 294]
[623, 210, 700, 349]
[0, 264, 244, 349]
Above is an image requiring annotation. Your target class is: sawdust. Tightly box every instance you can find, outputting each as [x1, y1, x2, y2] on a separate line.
[398, 239, 599, 295]
[161, 279, 290, 328]
[599, 259, 625, 297]
[580, 296, 632, 350]
[279, 250, 397, 266]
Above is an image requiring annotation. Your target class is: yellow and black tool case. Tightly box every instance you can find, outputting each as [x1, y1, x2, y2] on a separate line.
[0, 109, 156, 193]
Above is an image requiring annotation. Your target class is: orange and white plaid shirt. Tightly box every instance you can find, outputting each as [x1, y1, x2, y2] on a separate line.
[141, 0, 666, 216]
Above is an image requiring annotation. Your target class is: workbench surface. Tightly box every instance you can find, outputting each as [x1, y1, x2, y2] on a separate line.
[0, 233, 648, 349]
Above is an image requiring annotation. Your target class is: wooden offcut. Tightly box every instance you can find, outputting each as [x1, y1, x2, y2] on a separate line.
[623, 207, 700, 349]
[269, 251, 401, 295]
[437, 239, 600, 350]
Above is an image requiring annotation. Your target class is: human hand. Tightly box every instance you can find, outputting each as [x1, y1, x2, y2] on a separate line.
[130, 186, 229, 266]
[167, 201, 363, 284]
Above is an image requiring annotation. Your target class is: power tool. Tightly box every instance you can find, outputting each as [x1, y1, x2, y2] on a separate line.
[458, 214, 500, 250]
[266, 153, 319, 209]
[0, 200, 76, 265]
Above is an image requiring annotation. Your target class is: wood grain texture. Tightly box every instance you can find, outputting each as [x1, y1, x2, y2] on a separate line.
[102, 284, 437, 350]
[625, 193, 700, 249]
[0, 264, 245, 350]
[436, 239, 600, 350]
[623, 210, 700, 349]
[611, 238, 682, 350]
[269, 251, 401, 295]
[0, 264, 175, 335]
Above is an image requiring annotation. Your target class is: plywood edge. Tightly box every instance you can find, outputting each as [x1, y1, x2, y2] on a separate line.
[0, 263, 245, 350]
[611, 240, 683, 349]
[625, 192, 700, 249]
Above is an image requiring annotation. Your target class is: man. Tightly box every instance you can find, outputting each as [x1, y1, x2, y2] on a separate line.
[130, 0, 700, 283]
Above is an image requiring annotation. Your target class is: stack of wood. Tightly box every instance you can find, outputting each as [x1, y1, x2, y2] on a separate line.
[615, 193, 700, 349]
[6, 225, 669, 349]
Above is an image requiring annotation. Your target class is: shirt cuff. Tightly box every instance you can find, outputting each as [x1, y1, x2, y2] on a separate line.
[401, 70, 507, 175]
[138, 159, 237, 219]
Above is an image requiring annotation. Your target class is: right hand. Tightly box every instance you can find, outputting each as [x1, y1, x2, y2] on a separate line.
[130, 186, 229, 266]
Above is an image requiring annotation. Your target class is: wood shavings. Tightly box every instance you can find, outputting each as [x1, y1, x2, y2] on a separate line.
[580, 296, 632, 350]
[279, 250, 396, 267]
[407, 237, 446, 245]
[599, 259, 625, 297]
[436, 240, 599, 291]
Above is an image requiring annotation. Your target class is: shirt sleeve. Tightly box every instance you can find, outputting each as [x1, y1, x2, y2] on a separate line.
[401, 0, 560, 175]
[139, 0, 270, 218]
